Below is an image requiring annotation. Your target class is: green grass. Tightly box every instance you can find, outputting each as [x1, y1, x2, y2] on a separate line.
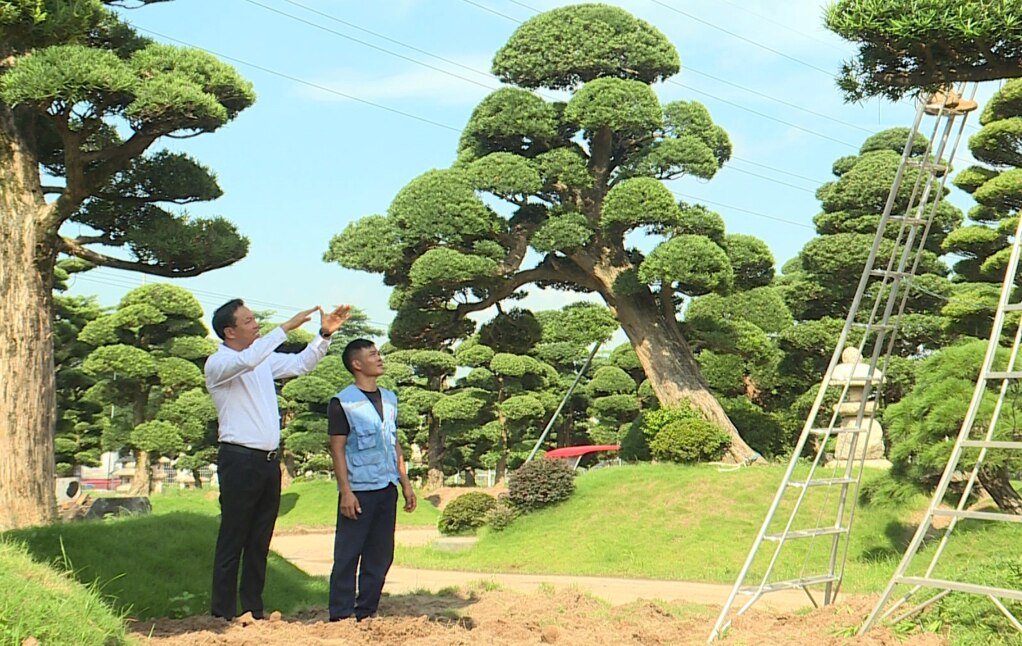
[394, 462, 1022, 595]
[150, 478, 440, 529]
[3, 512, 327, 620]
[0, 540, 130, 646]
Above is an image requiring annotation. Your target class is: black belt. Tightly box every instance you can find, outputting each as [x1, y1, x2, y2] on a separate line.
[220, 442, 279, 462]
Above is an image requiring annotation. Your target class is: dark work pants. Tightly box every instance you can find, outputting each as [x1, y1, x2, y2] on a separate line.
[329, 484, 397, 620]
[211, 447, 281, 619]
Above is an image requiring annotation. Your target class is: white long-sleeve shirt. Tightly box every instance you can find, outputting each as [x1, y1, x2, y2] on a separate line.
[205, 327, 330, 450]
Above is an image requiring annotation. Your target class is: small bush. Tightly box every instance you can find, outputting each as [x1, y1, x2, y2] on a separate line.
[650, 418, 731, 463]
[641, 402, 702, 440]
[507, 458, 575, 512]
[485, 501, 519, 532]
[438, 491, 497, 535]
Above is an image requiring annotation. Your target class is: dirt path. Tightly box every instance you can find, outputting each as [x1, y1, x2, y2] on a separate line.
[271, 530, 820, 611]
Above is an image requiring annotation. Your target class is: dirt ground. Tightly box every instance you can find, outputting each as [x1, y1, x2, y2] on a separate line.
[132, 587, 947, 645]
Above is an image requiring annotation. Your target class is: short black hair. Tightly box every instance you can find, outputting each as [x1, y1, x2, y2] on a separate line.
[212, 298, 245, 340]
[342, 339, 376, 374]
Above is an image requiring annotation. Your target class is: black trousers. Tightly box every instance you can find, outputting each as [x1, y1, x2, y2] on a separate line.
[211, 446, 281, 619]
[329, 484, 397, 620]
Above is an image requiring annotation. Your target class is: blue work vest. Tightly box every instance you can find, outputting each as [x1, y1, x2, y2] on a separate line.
[336, 385, 400, 491]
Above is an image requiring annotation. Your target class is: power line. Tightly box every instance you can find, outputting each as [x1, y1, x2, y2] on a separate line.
[446, 0, 866, 149]
[241, 0, 502, 94]
[133, 27, 461, 133]
[730, 156, 830, 184]
[456, 0, 523, 24]
[277, 0, 498, 85]
[723, 166, 818, 194]
[245, 0, 846, 193]
[648, 0, 834, 78]
[684, 65, 876, 135]
[669, 190, 815, 230]
[712, 0, 847, 53]
[669, 79, 859, 149]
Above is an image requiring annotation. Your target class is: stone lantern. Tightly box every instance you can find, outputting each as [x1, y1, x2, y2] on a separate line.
[830, 347, 891, 467]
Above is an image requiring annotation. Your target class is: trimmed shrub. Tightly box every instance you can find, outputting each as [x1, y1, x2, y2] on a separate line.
[485, 500, 519, 532]
[640, 402, 702, 440]
[438, 491, 497, 535]
[507, 457, 575, 512]
[650, 418, 731, 463]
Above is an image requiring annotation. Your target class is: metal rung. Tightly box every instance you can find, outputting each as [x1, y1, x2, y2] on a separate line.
[908, 161, 948, 173]
[985, 371, 1022, 380]
[930, 509, 1022, 524]
[869, 269, 912, 279]
[960, 440, 1022, 450]
[810, 427, 869, 436]
[787, 477, 856, 489]
[896, 577, 1022, 603]
[851, 322, 896, 332]
[764, 526, 847, 541]
[890, 215, 928, 226]
[1003, 303, 1022, 312]
[740, 574, 839, 594]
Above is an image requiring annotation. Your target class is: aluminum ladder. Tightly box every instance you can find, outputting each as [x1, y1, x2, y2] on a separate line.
[709, 83, 979, 642]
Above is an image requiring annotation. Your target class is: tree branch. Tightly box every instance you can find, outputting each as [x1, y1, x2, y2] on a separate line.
[453, 259, 570, 317]
[41, 185, 64, 194]
[60, 236, 235, 277]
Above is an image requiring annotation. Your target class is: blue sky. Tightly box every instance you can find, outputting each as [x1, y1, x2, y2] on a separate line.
[67, 0, 993, 340]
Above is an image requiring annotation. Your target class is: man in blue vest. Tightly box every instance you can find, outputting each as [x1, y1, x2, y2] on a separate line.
[326, 338, 416, 621]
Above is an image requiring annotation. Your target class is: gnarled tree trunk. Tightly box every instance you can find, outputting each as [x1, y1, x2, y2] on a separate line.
[977, 467, 1022, 514]
[0, 105, 57, 530]
[611, 289, 763, 464]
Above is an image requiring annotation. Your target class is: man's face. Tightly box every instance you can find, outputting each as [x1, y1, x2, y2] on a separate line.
[224, 305, 260, 349]
[354, 345, 385, 377]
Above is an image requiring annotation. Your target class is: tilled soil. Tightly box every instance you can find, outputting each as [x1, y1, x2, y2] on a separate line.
[132, 586, 947, 645]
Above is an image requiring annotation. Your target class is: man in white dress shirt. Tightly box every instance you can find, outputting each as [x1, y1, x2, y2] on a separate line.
[205, 298, 350, 620]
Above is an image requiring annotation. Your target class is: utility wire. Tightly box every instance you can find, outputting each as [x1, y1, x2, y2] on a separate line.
[134, 26, 462, 133]
[648, 0, 834, 78]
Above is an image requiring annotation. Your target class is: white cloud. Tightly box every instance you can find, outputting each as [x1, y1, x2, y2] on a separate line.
[303, 54, 500, 105]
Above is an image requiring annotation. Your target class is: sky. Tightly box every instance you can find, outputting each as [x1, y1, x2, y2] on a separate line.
[65, 0, 997, 341]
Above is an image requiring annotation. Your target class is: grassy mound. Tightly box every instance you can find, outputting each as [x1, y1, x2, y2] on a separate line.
[4, 512, 326, 619]
[395, 462, 1022, 594]
[0, 540, 129, 645]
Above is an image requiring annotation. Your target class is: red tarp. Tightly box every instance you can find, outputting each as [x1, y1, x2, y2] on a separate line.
[544, 444, 620, 458]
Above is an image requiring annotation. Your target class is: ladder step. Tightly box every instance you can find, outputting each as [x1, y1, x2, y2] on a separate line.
[850, 322, 896, 332]
[984, 371, 1022, 380]
[809, 427, 869, 436]
[960, 440, 1022, 450]
[787, 477, 856, 489]
[896, 576, 1022, 602]
[931, 509, 1022, 524]
[869, 269, 912, 279]
[1003, 303, 1022, 312]
[740, 574, 839, 594]
[764, 526, 848, 541]
[890, 215, 928, 226]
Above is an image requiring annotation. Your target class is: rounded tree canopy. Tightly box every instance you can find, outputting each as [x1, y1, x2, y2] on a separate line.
[826, 0, 1022, 101]
[492, 3, 680, 90]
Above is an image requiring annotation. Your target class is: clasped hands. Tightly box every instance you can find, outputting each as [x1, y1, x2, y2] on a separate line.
[281, 303, 352, 335]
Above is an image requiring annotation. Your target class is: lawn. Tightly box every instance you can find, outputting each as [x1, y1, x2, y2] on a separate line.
[150, 477, 440, 529]
[394, 462, 1022, 595]
[3, 512, 327, 621]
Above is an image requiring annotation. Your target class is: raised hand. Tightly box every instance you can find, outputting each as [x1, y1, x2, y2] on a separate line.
[320, 304, 352, 336]
[281, 306, 320, 332]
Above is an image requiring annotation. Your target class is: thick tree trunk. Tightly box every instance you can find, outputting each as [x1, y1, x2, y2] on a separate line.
[612, 290, 762, 464]
[977, 467, 1022, 514]
[0, 105, 57, 530]
[129, 449, 152, 496]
